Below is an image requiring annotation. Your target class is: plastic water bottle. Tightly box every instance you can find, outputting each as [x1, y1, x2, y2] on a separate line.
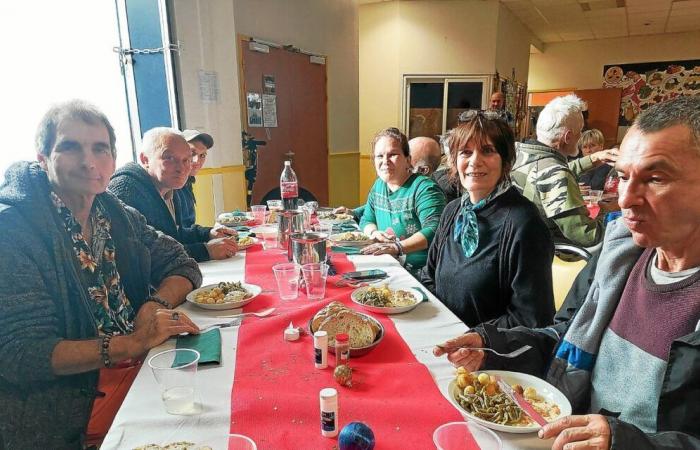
[280, 160, 299, 210]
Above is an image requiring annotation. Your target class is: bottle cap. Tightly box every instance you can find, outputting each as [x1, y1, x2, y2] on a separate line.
[314, 330, 328, 338]
[335, 333, 349, 343]
[320, 387, 337, 399]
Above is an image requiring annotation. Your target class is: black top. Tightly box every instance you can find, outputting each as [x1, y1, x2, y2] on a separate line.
[419, 187, 555, 328]
[108, 163, 212, 261]
[579, 164, 613, 191]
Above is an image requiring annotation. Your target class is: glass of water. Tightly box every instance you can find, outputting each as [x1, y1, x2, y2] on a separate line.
[148, 348, 201, 415]
[272, 262, 301, 300]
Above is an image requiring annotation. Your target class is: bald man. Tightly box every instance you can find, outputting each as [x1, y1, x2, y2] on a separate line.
[409, 136, 442, 176]
[490, 92, 505, 111]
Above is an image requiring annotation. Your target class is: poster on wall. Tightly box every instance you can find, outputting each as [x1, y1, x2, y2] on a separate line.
[602, 59, 700, 125]
[263, 74, 276, 95]
[246, 92, 263, 127]
[262, 94, 278, 127]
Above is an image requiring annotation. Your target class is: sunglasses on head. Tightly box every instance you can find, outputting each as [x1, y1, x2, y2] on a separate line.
[457, 109, 506, 123]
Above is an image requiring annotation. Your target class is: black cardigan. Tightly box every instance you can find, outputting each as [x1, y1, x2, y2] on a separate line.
[419, 187, 555, 328]
[109, 163, 212, 261]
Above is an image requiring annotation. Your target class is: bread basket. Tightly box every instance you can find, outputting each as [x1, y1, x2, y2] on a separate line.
[307, 311, 384, 357]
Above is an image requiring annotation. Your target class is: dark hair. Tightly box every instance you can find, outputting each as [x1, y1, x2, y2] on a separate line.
[35, 99, 117, 158]
[448, 114, 515, 182]
[370, 127, 410, 157]
[635, 95, 700, 148]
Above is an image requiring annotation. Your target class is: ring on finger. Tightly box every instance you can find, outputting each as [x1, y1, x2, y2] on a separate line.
[171, 311, 180, 321]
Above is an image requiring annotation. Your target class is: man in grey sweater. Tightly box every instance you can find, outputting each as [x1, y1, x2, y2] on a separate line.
[0, 101, 202, 449]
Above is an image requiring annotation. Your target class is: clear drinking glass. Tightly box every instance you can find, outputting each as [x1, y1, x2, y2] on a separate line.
[267, 199, 283, 212]
[148, 349, 201, 415]
[301, 262, 329, 300]
[252, 226, 278, 250]
[272, 262, 300, 300]
[251, 204, 267, 225]
[433, 421, 502, 450]
[228, 434, 257, 450]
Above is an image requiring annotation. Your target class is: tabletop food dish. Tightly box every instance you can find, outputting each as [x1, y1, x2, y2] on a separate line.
[217, 212, 255, 227]
[317, 211, 354, 224]
[309, 301, 384, 356]
[447, 369, 571, 433]
[186, 282, 262, 310]
[237, 236, 258, 250]
[329, 231, 373, 247]
[351, 285, 421, 314]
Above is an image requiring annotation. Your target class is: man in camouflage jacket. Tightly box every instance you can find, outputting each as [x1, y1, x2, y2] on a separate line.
[511, 95, 605, 247]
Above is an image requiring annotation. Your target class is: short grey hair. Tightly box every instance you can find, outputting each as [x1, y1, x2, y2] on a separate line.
[536, 94, 587, 144]
[36, 99, 117, 158]
[140, 127, 185, 159]
[635, 96, 700, 149]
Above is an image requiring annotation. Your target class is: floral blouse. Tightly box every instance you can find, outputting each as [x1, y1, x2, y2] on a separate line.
[51, 192, 134, 335]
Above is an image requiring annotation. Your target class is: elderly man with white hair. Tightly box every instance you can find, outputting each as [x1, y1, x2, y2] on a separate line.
[108, 127, 238, 262]
[511, 95, 610, 247]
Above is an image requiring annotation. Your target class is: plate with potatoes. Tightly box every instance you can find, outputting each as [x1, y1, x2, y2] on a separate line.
[186, 281, 262, 310]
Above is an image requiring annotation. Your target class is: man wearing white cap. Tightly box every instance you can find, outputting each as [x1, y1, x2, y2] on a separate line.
[176, 129, 214, 228]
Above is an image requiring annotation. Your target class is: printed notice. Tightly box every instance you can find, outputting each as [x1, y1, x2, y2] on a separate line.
[262, 94, 278, 127]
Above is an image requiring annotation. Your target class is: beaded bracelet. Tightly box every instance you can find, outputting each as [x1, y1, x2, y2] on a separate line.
[394, 239, 404, 256]
[146, 295, 172, 310]
[100, 335, 113, 368]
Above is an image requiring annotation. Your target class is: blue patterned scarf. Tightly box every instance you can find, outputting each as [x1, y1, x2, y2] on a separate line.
[453, 180, 511, 257]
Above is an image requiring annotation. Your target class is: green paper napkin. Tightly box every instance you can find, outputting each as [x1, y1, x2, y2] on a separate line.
[411, 286, 430, 302]
[174, 328, 222, 366]
[331, 245, 361, 255]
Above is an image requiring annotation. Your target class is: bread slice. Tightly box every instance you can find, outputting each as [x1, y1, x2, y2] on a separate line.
[318, 310, 377, 348]
[311, 301, 348, 331]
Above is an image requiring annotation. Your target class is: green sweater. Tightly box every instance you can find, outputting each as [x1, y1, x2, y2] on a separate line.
[359, 173, 446, 272]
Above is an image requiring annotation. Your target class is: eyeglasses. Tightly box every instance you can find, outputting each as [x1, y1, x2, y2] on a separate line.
[457, 109, 507, 124]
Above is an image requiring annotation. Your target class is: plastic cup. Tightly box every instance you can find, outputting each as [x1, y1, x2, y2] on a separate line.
[267, 199, 283, 212]
[314, 222, 334, 240]
[251, 205, 267, 225]
[433, 421, 502, 450]
[272, 262, 300, 300]
[228, 434, 257, 450]
[148, 349, 201, 415]
[300, 206, 313, 231]
[588, 189, 603, 205]
[252, 226, 278, 250]
[301, 262, 329, 300]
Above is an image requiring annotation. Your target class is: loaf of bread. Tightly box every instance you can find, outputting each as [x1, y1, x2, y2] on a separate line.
[311, 303, 380, 348]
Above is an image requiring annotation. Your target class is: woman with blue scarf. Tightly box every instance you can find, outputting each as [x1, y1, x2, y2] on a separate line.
[419, 111, 555, 328]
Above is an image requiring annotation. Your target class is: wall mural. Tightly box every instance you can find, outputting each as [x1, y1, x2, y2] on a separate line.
[602, 59, 700, 125]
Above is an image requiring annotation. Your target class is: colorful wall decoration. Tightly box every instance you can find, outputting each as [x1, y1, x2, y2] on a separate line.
[602, 59, 700, 125]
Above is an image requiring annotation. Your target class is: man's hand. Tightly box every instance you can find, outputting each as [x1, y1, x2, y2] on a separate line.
[433, 332, 485, 371]
[206, 236, 238, 259]
[539, 414, 611, 450]
[210, 224, 237, 239]
[590, 148, 619, 167]
[130, 308, 199, 355]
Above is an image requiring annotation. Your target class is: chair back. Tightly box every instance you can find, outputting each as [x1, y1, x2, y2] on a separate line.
[552, 244, 592, 310]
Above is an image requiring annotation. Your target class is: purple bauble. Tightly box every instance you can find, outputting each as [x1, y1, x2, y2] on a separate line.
[338, 422, 375, 450]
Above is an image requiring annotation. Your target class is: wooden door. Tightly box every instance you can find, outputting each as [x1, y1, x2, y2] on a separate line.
[574, 88, 622, 147]
[239, 37, 329, 206]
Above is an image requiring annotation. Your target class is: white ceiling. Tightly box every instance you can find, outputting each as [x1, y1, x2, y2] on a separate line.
[501, 0, 700, 43]
[358, 0, 700, 43]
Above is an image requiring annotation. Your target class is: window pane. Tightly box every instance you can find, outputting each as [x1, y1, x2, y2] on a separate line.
[408, 82, 443, 140]
[446, 82, 483, 130]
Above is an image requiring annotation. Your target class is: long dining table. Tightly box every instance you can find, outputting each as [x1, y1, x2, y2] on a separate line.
[102, 245, 554, 450]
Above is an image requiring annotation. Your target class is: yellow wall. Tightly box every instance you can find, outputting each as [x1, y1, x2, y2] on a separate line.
[193, 166, 247, 226]
[359, 154, 375, 205]
[329, 152, 360, 207]
[528, 31, 700, 91]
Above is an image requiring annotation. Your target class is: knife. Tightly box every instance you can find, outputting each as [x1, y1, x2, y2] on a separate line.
[495, 377, 548, 427]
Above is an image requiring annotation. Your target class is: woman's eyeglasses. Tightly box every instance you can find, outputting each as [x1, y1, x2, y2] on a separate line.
[457, 109, 507, 123]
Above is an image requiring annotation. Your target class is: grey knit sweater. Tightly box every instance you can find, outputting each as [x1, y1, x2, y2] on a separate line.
[0, 162, 202, 449]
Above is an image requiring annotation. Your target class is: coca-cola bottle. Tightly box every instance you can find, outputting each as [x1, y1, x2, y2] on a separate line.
[280, 160, 299, 210]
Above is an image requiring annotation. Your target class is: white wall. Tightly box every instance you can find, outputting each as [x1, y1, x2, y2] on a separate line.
[495, 3, 533, 85]
[528, 30, 700, 91]
[172, 0, 243, 167]
[232, 0, 359, 154]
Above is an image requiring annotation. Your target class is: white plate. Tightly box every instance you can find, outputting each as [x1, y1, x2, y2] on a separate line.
[237, 237, 259, 250]
[317, 214, 354, 225]
[446, 370, 572, 433]
[350, 286, 422, 314]
[329, 233, 374, 247]
[186, 283, 262, 310]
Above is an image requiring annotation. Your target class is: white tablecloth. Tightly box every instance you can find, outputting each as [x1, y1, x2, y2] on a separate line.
[103, 253, 551, 450]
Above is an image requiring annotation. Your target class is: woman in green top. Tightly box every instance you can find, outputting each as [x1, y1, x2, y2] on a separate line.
[360, 128, 446, 273]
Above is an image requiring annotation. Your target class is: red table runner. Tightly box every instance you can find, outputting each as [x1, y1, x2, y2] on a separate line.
[231, 246, 464, 449]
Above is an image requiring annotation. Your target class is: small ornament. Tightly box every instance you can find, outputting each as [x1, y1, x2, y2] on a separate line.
[284, 321, 300, 341]
[333, 364, 353, 387]
[338, 422, 375, 450]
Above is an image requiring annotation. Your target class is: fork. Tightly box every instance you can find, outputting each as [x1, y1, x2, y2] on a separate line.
[216, 307, 276, 319]
[434, 344, 532, 358]
[199, 307, 276, 332]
